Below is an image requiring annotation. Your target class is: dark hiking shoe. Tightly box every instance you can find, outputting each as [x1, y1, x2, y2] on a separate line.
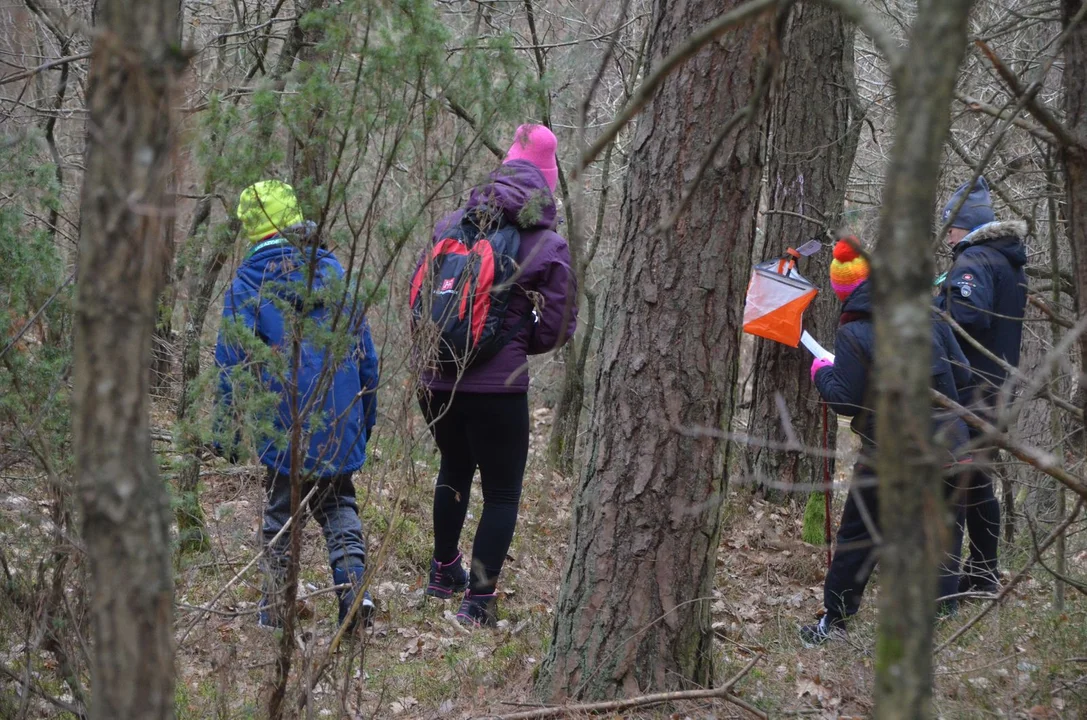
[800, 615, 847, 646]
[426, 553, 470, 599]
[257, 596, 283, 630]
[333, 564, 376, 631]
[456, 590, 498, 628]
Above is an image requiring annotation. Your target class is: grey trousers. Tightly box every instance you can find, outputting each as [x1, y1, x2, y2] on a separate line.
[260, 467, 366, 588]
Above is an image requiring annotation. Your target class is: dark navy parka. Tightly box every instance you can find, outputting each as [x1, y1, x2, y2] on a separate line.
[814, 281, 972, 461]
[934, 220, 1028, 406]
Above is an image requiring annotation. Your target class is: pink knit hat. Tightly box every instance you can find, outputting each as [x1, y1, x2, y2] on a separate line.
[504, 124, 558, 192]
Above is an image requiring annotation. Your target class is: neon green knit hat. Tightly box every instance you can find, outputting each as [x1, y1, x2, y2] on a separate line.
[236, 180, 304, 243]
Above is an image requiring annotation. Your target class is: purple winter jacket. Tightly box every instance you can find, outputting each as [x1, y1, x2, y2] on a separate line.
[419, 160, 578, 393]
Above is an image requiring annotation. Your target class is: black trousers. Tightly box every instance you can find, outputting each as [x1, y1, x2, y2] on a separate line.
[961, 406, 1001, 583]
[823, 467, 965, 621]
[419, 390, 530, 594]
[961, 466, 1001, 583]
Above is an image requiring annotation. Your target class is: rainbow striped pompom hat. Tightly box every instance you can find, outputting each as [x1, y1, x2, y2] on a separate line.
[829, 237, 869, 302]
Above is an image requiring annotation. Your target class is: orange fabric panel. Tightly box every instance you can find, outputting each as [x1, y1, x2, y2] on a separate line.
[742, 288, 817, 347]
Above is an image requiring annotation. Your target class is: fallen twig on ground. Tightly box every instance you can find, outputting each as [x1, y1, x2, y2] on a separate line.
[483, 653, 766, 719]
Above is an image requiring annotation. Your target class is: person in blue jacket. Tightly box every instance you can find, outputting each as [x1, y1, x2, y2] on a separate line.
[214, 180, 379, 631]
[800, 238, 972, 645]
[935, 176, 1027, 594]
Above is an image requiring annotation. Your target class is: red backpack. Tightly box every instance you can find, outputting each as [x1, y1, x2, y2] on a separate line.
[410, 211, 526, 366]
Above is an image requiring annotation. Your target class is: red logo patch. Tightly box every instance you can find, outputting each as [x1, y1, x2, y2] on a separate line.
[962, 273, 973, 281]
[440, 278, 455, 291]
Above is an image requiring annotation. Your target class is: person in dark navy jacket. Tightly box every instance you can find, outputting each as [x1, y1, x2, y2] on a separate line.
[801, 239, 972, 645]
[936, 176, 1027, 594]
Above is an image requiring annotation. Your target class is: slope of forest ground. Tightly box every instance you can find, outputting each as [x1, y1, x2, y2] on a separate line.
[124, 402, 1085, 720]
[1, 394, 1084, 718]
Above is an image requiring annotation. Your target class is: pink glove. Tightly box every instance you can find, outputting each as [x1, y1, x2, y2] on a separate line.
[810, 357, 833, 382]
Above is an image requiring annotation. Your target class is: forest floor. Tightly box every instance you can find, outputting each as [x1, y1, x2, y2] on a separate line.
[3, 403, 1085, 718]
[163, 404, 1087, 720]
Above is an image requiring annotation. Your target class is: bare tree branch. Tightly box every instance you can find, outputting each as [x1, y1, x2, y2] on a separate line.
[931, 389, 1087, 499]
[0, 52, 90, 87]
[955, 91, 1058, 144]
[975, 39, 1087, 153]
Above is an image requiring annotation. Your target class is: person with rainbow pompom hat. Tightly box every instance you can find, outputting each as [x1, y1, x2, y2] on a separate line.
[799, 237, 973, 645]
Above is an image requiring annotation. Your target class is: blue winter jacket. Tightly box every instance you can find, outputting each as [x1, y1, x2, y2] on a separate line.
[214, 237, 379, 478]
[814, 281, 972, 462]
[935, 220, 1028, 407]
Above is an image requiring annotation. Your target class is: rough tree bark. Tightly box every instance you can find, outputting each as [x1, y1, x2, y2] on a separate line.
[870, 1, 974, 718]
[1063, 1, 1087, 411]
[745, 0, 858, 499]
[73, 0, 184, 717]
[536, 0, 774, 700]
[288, 0, 331, 197]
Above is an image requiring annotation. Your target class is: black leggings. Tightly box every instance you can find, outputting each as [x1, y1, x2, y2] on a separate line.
[419, 390, 529, 594]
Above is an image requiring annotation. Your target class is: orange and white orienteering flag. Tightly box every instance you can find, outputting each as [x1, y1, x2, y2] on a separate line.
[742, 251, 818, 348]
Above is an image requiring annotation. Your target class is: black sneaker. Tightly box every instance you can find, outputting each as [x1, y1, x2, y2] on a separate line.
[332, 564, 376, 630]
[456, 590, 498, 628]
[800, 615, 847, 646]
[425, 553, 469, 599]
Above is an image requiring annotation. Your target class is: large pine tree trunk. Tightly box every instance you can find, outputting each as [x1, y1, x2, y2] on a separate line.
[745, 1, 858, 499]
[1063, 1, 1087, 410]
[536, 0, 772, 700]
[288, 0, 331, 199]
[870, 1, 974, 717]
[73, 0, 183, 717]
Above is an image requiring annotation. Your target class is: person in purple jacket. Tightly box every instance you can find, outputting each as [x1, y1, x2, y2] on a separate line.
[418, 124, 577, 627]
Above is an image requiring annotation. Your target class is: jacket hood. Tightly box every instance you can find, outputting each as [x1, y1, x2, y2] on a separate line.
[956, 220, 1028, 268]
[465, 159, 557, 231]
[841, 279, 872, 315]
[238, 241, 342, 308]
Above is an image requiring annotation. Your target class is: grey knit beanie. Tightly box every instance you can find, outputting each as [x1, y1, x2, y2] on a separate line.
[942, 176, 996, 231]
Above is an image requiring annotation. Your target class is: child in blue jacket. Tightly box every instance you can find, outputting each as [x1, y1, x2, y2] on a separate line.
[215, 180, 379, 631]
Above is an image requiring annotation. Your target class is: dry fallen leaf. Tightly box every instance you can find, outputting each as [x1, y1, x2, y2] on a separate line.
[796, 676, 832, 705]
[389, 696, 418, 715]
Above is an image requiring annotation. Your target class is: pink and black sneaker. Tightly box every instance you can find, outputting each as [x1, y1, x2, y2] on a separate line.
[425, 552, 469, 599]
[456, 589, 498, 628]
